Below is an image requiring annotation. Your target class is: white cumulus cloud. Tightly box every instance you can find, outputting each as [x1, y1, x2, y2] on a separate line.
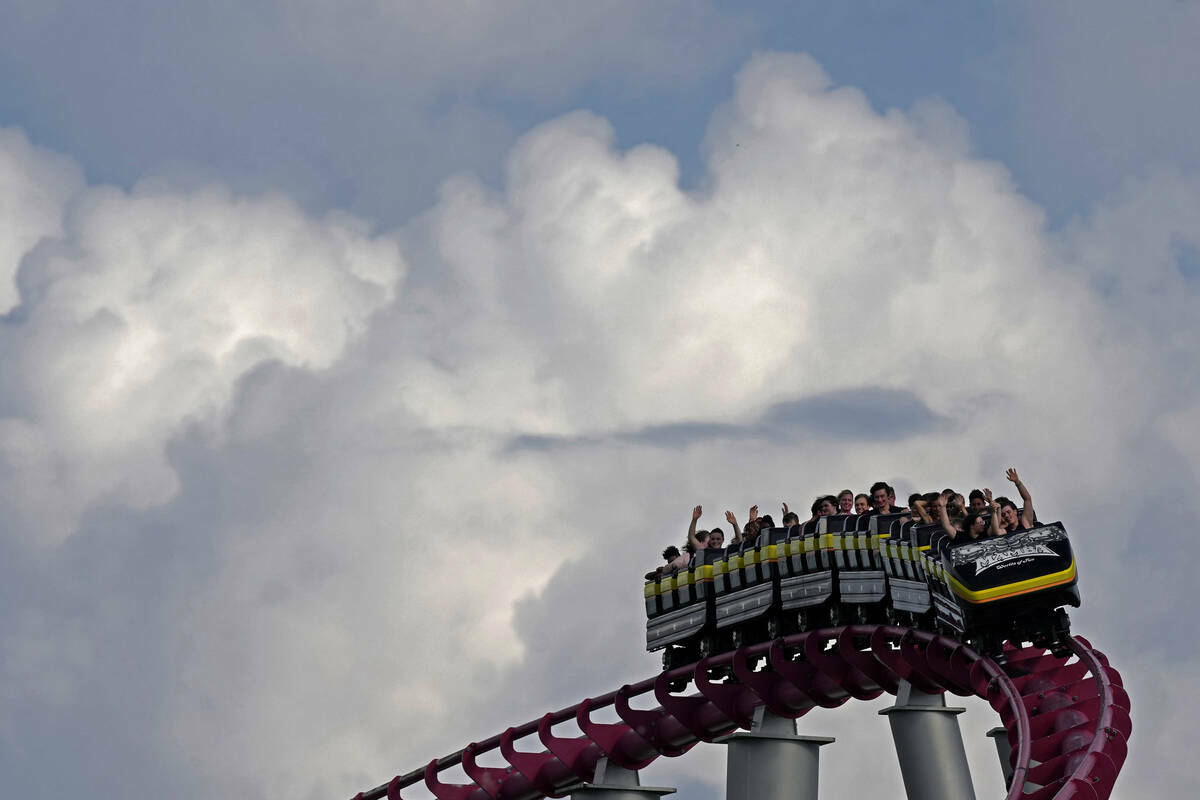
[0, 149, 406, 545]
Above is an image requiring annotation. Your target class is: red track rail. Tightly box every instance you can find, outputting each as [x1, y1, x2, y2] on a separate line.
[350, 629, 1130, 800]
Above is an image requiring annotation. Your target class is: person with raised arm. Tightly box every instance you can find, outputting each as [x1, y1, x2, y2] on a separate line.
[996, 467, 1036, 533]
[985, 488, 1004, 537]
[908, 493, 932, 524]
[740, 504, 763, 545]
[937, 489, 1001, 542]
[724, 509, 741, 545]
[687, 504, 710, 552]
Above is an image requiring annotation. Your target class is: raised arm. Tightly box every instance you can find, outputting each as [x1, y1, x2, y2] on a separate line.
[725, 510, 741, 544]
[986, 488, 1003, 537]
[688, 504, 706, 550]
[937, 497, 958, 539]
[1006, 467, 1035, 527]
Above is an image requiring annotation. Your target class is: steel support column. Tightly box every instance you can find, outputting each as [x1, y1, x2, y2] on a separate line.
[716, 706, 835, 800]
[986, 726, 1014, 786]
[879, 681, 976, 800]
[569, 758, 674, 800]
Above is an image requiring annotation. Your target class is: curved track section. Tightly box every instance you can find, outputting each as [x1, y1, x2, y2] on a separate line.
[351, 629, 1130, 800]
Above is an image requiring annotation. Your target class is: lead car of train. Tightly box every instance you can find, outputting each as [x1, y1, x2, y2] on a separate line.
[644, 513, 1079, 666]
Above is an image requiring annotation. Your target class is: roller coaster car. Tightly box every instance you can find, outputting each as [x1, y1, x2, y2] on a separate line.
[646, 514, 1081, 667]
[936, 522, 1080, 656]
[645, 548, 722, 669]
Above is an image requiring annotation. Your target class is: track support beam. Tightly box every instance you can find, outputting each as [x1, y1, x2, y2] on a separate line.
[569, 758, 674, 800]
[986, 726, 1014, 787]
[880, 681, 976, 800]
[717, 706, 834, 800]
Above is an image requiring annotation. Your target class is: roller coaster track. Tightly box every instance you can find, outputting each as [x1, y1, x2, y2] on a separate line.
[351, 628, 1131, 800]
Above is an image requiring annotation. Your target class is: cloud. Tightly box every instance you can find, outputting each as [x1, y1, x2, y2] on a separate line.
[2, 48, 1199, 800]
[506, 386, 946, 452]
[0, 149, 406, 545]
[0, 127, 84, 313]
[997, 0, 1200, 215]
[0, 1, 751, 222]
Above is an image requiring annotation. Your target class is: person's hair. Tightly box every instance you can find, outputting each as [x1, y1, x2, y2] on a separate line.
[962, 511, 985, 535]
[811, 498, 825, 514]
[855, 493, 869, 502]
[708, 526, 724, 538]
[908, 492, 923, 508]
[758, 514, 776, 529]
[782, 511, 799, 526]
[869, 481, 889, 495]
[922, 491, 941, 506]
[996, 497, 1018, 512]
[838, 489, 853, 500]
[662, 545, 680, 560]
[942, 488, 956, 498]
[684, 540, 696, 555]
[968, 489, 985, 502]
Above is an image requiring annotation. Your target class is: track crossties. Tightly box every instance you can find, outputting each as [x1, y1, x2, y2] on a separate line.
[351, 629, 1131, 800]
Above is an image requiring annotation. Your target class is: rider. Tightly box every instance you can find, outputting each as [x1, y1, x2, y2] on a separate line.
[995, 467, 1036, 533]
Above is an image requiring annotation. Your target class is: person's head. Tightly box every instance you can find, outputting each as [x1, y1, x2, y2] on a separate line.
[782, 511, 800, 526]
[941, 488, 956, 501]
[707, 527, 724, 548]
[812, 496, 836, 516]
[870, 481, 891, 511]
[838, 490, 854, 513]
[908, 492, 924, 510]
[758, 514, 776, 529]
[662, 545, 680, 562]
[742, 521, 760, 544]
[968, 489, 987, 513]
[962, 511, 987, 538]
[854, 493, 870, 514]
[996, 497, 1020, 529]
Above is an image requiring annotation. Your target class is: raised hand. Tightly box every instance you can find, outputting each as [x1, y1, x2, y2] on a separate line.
[984, 487, 994, 504]
[1006, 467, 1020, 484]
[692, 505, 703, 522]
[725, 510, 737, 525]
[749, 504, 759, 522]
[781, 501, 789, 516]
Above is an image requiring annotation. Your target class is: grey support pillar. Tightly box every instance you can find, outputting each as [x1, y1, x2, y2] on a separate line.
[879, 681, 976, 800]
[569, 758, 674, 800]
[986, 727, 1014, 786]
[717, 706, 835, 800]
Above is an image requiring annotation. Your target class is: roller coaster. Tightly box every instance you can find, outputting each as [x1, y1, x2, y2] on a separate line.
[349, 516, 1131, 800]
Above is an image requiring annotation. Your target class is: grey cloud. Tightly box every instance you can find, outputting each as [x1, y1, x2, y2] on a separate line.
[759, 387, 947, 441]
[505, 387, 945, 453]
[0, 1, 749, 223]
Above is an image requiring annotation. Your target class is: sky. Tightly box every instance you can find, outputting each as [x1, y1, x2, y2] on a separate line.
[1, 2, 1198, 799]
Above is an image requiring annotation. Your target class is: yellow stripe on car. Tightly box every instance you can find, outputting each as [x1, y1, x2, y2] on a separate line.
[949, 561, 1077, 603]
